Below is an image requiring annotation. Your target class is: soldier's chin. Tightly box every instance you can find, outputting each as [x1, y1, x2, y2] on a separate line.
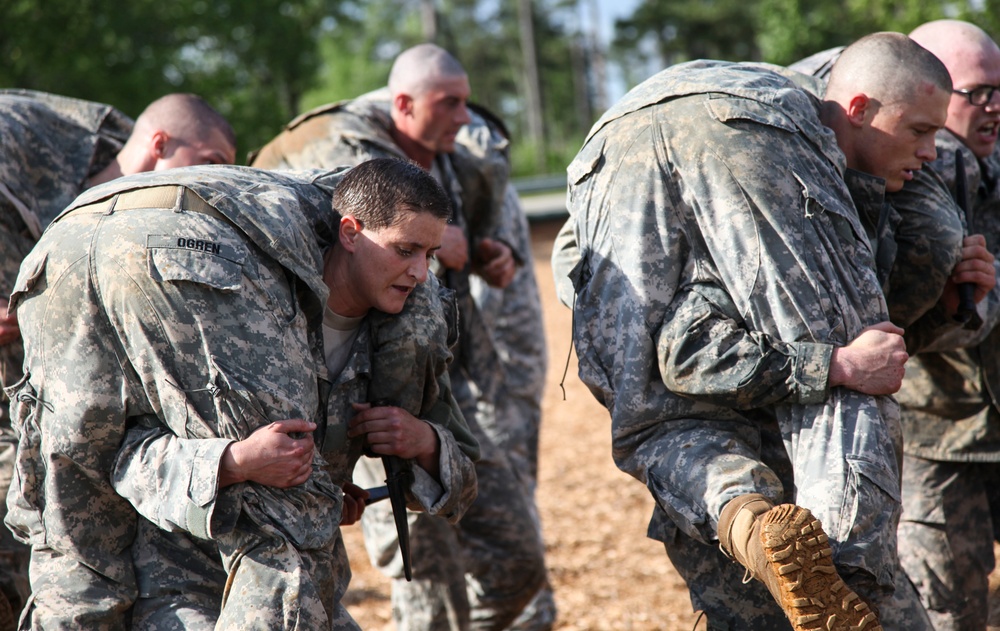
[379, 294, 408, 315]
[437, 138, 458, 154]
[884, 176, 905, 193]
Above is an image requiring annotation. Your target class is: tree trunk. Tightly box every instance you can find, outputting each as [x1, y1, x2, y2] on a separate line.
[517, 0, 545, 169]
[587, 0, 608, 114]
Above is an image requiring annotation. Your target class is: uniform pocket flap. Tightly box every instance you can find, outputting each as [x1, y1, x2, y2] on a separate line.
[147, 235, 246, 291]
[791, 170, 846, 219]
[706, 95, 797, 133]
[9, 251, 48, 312]
[567, 136, 606, 185]
[846, 455, 901, 504]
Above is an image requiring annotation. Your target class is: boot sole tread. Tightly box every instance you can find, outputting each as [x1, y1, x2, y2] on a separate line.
[761, 504, 883, 631]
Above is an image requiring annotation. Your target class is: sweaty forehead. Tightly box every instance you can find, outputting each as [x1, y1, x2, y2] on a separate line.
[196, 144, 235, 166]
[198, 129, 237, 163]
[951, 48, 1000, 86]
[418, 75, 469, 98]
[907, 85, 950, 125]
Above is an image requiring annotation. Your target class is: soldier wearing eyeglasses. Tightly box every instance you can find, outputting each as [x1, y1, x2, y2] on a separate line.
[758, 22, 1000, 631]
[884, 20, 1000, 631]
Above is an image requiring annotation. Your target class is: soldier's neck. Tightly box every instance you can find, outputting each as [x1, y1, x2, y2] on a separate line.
[389, 127, 435, 171]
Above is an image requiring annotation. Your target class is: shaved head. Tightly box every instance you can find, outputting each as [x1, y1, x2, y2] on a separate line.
[134, 93, 236, 151]
[910, 20, 999, 72]
[909, 20, 1000, 158]
[386, 44, 472, 168]
[388, 44, 467, 98]
[821, 32, 951, 192]
[89, 93, 236, 186]
[827, 32, 952, 108]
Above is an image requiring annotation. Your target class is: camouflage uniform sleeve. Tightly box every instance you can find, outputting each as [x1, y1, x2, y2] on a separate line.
[111, 420, 242, 540]
[453, 106, 521, 265]
[551, 217, 581, 309]
[904, 258, 1000, 354]
[408, 419, 478, 523]
[367, 277, 480, 461]
[884, 165, 965, 327]
[657, 283, 833, 407]
[418, 370, 480, 462]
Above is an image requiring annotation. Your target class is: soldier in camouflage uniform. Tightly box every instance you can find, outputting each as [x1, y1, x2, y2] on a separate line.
[790, 25, 1000, 629]
[0, 90, 235, 629]
[889, 22, 1000, 631]
[555, 34, 961, 630]
[645, 162, 992, 631]
[95, 159, 479, 629]
[4, 162, 474, 629]
[6, 165, 340, 629]
[469, 184, 555, 630]
[251, 44, 547, 631]
[618, 31, 998, 631]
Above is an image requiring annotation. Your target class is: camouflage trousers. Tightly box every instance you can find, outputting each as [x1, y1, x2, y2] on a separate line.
[6, 192, 341, 629]
[469, 244, 554, 631]
[898, 454, 1000, 631]
[477, 386, 555, 631]
[130, 518, 360, 631]
[355, 372, 546, 631]
[0, 212, 34, 626]
[0, 422, 28, 626]
[645, 395, 929, 627]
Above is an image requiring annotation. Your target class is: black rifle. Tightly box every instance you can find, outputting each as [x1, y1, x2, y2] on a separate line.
[363, 461, 412, 582]
[382, 455, 413, 581]
[365, 400, 414, 581]
[954, 149, 976, 323]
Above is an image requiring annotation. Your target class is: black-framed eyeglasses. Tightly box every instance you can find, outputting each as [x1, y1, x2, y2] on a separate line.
[953, 85, 1000, 106]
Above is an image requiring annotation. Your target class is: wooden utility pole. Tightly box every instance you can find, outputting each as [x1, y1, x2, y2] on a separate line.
[517, 0, 546, 169]
[588, 0, 608, 114]
[420, 0, 437, 42]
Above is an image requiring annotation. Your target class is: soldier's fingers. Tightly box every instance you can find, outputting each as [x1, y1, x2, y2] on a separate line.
[270, 418, 315, 435]
[964, 233, 987, 248]
[294, 467, 312, 486]
[350, 404, 396, 424]
[349, 417, 385, 438]
[350, 408, 399, 430]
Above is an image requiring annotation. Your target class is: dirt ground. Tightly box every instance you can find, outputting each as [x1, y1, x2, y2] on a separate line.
[340, 217, 1000, 630]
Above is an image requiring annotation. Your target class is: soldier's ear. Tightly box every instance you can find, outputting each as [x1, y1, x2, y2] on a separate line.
[845, 94, 870, 127]
[150, 131, 169, 159]
[394, 92, 414, 116]
[339, 215, 363, 251]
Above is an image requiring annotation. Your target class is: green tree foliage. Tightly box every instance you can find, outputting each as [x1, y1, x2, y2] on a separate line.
[962, 0, 1000, 42]
[612, 0, 760, 75]
[1, 0, 338, 161]
[16, 0, 993, 179]
[756, 0, 949, 64]
[303, 0, 589, 176]
[611, 0, 985, 74]
[302, 1, 414, 109]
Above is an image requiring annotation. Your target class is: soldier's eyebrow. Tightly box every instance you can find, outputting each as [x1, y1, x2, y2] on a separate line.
[205, 149, 232, 164]
[392, 238, 441, 252]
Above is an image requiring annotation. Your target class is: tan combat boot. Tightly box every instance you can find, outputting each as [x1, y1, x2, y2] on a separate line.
[718, 494, 882, 631]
